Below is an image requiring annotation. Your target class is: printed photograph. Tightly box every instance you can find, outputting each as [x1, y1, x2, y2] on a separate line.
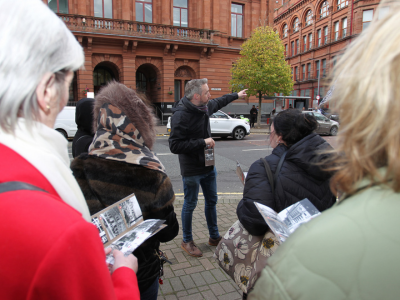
[266, 217, 290, 242]
[205, 148, 214, 161]
[120, 196, 142, 227]
[100, 206, 127, 240]
[92, 217, 108, 244]
[134, 219, 165, 234]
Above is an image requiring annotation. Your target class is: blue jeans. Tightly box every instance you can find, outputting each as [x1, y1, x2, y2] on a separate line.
[140, 276, 159, 300]
[182, 167, 219, 243]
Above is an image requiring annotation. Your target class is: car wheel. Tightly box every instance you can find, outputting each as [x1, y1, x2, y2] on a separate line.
[330, 126, 338, 136]
[56, 129, 68, 139]
[232, 127, 245, 140]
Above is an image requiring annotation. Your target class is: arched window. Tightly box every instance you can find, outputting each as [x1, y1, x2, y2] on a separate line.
[319, 1, 329, 19]
[283, 24, 288, 37]
[93, 65, 118, 94]
[293, 18, 299, 32]
[48, 0, 68, 14]
[305, 10, 313, 26]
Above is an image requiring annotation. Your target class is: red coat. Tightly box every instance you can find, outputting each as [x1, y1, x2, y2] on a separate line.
[0, 143, 140, 300]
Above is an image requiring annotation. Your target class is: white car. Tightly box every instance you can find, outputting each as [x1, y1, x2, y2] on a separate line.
[167, 110, 251, 140]
[53, 106, 77, 139]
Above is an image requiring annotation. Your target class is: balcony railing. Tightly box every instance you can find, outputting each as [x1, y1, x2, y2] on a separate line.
[58, 14, 215, 44]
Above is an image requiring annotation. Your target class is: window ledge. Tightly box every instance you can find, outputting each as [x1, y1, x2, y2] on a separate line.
[335, 5, 348, 13]
[229, 36, 246, 41]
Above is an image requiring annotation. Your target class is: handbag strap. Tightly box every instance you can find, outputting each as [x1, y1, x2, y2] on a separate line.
[0, 181, 48, 194]
[261, 158, 275, 196]
[260, 150, 288, 195]
[273, 150, 288, 183]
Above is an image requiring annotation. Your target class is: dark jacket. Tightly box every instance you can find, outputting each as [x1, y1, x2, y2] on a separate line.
[250, 108, 257, 118]
[169, 93, 238, 176]
[72, 98, 95, 158]
[237, 133, 335, 236]
[71, 155, 179, 292]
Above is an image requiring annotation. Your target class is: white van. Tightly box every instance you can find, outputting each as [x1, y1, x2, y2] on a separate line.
[53, 106, 77, 139]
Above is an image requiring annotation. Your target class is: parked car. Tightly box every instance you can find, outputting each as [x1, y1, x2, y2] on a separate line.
[167, 110, 251, 140]
[53, 106, 77, 139]
[302, 111, 339, 136]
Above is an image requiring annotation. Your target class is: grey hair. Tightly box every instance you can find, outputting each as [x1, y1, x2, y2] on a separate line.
[185, 79, 208, 100]
[0, 0, 84, 133]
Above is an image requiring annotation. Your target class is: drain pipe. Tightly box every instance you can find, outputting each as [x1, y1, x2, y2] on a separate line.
[350, 0, 354, 42]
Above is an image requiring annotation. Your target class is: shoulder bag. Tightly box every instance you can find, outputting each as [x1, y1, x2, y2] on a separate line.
[214, 151, 287, 295]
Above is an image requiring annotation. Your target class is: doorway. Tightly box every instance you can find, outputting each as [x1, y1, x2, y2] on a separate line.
[93, 63, 119, 94]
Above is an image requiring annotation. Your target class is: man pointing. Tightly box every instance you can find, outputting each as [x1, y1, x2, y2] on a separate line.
[169, 78, 247, 257]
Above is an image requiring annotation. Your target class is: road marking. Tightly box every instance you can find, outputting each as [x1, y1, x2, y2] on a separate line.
[242, 148, 272, 151]
[175, 193, 242, 196]
[247, 140, 268, 142]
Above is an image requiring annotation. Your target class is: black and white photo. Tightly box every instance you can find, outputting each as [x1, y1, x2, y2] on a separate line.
[100, 206, 127, 240]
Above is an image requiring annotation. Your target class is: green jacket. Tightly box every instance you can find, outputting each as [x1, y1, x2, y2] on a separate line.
[249, 179, 400, 300]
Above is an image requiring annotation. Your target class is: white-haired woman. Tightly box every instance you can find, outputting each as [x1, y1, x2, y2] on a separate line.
[0, 1, 139, 299]
[249, 2, 400, 300]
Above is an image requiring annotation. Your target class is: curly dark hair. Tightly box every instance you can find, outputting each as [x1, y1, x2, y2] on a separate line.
[273, 109, 318, 147]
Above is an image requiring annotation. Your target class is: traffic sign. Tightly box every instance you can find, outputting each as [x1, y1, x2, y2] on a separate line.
[316, 95, 320, 100]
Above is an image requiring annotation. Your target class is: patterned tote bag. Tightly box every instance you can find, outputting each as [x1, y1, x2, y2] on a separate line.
[213, 220, 280, 294]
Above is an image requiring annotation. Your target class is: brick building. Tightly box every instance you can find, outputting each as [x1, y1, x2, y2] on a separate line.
[45, 0, 276, 120]
[273, 0, 383, 109]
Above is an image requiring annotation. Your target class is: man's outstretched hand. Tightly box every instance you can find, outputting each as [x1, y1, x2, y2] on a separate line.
[237, 89, 248, 99]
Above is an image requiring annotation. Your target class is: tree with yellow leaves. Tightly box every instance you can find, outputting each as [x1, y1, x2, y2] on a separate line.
[230, 26, 293, 126]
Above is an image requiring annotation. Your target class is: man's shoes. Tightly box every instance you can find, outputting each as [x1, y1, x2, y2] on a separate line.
[181, 240, 203, 257]
[208, 236, 222, 246]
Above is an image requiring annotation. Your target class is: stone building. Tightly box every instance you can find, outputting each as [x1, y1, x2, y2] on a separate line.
[45, 0, 276, 120]
[273, 0, 383, 109]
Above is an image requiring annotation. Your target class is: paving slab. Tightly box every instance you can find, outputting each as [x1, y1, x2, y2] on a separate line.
[158, 193, 244, 299]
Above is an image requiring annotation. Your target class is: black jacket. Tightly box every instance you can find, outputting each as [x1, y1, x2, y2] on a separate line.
[71, 155, 179, 293]
[72, 98, 95, 158]
[237, 133, 335, 236]
[169, 93, 238, 176]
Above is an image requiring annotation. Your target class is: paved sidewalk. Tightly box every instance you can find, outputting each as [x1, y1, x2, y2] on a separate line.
[157, 193, 244, 300]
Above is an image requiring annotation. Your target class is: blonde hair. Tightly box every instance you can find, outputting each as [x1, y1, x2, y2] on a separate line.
[327, 0, 400, 195]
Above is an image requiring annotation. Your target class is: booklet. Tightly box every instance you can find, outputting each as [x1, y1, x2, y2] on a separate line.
[91, 193, 166, 265]
[255, 199, 320, 242]
[205, 147, 215, 166]
[236, 161, 248, 185]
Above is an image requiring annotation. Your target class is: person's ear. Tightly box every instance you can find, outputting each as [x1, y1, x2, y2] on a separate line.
[36, 73, 56, 114]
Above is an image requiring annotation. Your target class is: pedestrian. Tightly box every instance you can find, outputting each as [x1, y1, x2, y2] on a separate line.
[269, 109, 276, 131]
[0, 0, 139, 299]
[72, 97, 95, 157]
[71, 81, 179, 300]
[169, 79, 247, 257]
[288, 104, 293, 109]
[249, 3, 400, 299]
[237, 109, 335, 236]
[250, 105, 257, 128]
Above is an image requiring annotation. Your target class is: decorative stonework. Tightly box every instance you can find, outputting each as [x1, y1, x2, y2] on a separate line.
[174, 60, 199, 78]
